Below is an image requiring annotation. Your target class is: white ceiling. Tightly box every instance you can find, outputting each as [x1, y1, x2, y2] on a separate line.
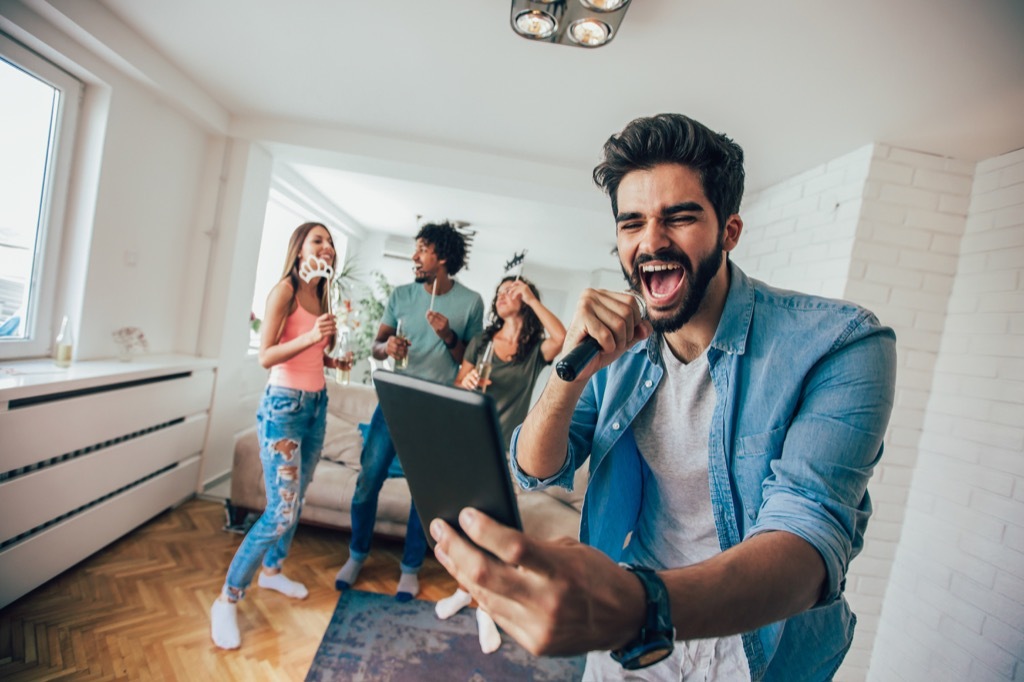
[94, 0, 1024, 271]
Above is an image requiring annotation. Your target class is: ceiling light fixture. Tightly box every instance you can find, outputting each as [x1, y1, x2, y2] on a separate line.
[510, 0, 630, 48]
[514, 10, 557, 40]
[580, 0, 628, 10]
[568, 18, 611, 46]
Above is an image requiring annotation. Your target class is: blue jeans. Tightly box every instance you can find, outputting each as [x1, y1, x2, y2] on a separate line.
[348, 404, 427, 572]
[223, 385, 327, 599]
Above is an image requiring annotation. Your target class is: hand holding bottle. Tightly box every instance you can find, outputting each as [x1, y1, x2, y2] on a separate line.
[333, 329, 354, 385]
[392, 319, 410, 369]
[473, 340, 495, 393]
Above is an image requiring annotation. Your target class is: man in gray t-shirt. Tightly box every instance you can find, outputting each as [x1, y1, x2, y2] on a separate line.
[334, 222, 483, 601]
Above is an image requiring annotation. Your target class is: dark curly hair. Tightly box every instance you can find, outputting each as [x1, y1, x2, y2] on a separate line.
[482, 276, 544, 363]
[416, 221, 468, 275]
[593, 113, 745, 231]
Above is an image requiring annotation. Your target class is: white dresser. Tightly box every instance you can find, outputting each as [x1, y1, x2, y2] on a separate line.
[0, 355, 217, 608]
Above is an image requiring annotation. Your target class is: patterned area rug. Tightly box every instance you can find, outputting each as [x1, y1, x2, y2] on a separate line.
[306, 590, 586, 681]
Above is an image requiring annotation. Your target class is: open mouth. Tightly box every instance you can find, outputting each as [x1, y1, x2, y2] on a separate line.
[639, 262, 685, 305]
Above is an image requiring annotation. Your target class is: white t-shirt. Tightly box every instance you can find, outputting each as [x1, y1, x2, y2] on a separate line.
[584, 341, 751, 682]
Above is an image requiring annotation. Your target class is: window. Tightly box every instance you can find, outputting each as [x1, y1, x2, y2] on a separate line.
[0, 33, 81, 358]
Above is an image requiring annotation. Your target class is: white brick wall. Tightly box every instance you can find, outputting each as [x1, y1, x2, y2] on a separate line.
[735, 144, 871, 298]
[735, 142, 1014, 681]
[838, 143, 976, 682]
[868, 148, 1024, 682]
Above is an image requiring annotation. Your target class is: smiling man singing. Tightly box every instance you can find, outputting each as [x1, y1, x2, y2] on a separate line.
[429, 114, 898, 681]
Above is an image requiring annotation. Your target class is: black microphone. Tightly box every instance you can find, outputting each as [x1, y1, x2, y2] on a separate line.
[555, 338, 601, 382]
[555, 293, 646, 382]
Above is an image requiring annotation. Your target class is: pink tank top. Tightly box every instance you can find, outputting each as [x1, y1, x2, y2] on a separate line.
[268, 303, 328, 392]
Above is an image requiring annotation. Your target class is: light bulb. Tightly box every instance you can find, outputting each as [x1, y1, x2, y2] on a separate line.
[580, 0, 628, 10]
[514, 10, 557, 39]
[568, 19, 611, 47]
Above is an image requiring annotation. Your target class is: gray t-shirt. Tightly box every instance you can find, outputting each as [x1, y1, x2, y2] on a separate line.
[381, 280, 484, 385]
[464, 333, 550, 449]
[584, 340, 750, 682]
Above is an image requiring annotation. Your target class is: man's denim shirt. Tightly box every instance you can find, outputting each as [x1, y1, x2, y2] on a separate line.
[510, 263, 897, 682]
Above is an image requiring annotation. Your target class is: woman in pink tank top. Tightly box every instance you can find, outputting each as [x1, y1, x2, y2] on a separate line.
[211, 222, 350, 650]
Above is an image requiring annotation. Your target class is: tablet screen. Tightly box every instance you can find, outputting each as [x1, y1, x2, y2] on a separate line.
[372, 369, 522, 548]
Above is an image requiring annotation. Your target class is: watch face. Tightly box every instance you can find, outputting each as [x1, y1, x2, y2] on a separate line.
[615, 639, 675, 670]
[637, 645, 673, 667]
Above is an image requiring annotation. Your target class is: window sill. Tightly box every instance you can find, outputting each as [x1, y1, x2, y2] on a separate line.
[0, 354, 218, 405]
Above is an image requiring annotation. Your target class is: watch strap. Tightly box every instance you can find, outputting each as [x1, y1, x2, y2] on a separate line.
[610, 564, 675, 670]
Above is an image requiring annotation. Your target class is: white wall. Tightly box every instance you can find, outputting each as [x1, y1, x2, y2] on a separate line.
[78, 82, 209, 357]
[194, 139, 275, 485]
[1, 1, 216, 361]
[735, 144, 871, 298]
[734, 142, 988, 682]
[868, 148, 1024, 682]
[0, 2, 270, 491]
[843, 145, 976, 681]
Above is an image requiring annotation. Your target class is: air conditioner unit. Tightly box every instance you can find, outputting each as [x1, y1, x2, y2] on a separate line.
[383, 235, 415, 260]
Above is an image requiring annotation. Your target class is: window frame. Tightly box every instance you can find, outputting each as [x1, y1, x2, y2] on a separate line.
[0, 32, 82, 360]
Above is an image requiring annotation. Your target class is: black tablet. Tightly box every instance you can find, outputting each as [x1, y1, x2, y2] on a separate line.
[372, 369, 522, 548]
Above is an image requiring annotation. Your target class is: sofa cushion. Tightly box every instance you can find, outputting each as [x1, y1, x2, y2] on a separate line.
[320, 415, 364, 466]
[319, 381, 376, 465]
[304, 459, 358, 509]
[325, 380, 377, 422]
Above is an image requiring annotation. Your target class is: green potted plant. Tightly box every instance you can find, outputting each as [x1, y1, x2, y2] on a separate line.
[326, 259, 392, 384]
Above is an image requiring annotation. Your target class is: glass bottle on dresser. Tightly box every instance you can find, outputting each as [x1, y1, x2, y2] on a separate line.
[54, 315, 73, 368]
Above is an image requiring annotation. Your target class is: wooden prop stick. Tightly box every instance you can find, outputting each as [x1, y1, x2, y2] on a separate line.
[299, 253, 336, 316]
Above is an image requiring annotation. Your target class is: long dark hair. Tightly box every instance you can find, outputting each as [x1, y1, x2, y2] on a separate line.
[482, 276, 543, 363]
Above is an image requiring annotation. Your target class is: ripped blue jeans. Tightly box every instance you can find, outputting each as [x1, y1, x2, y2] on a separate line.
[222, 384, 327, 600]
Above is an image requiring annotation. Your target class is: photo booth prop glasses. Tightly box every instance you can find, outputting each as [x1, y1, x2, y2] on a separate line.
[299, 255, 334, 284]
[504, 250, 527, 281]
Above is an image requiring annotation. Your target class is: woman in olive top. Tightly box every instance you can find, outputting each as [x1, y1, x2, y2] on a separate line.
[436, 275, 566, 652]
[456, 276, 566, 446]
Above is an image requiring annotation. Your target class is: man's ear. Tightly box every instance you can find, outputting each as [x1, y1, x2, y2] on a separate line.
[722, 214, 743, 253]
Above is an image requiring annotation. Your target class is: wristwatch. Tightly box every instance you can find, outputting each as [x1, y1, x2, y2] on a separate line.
[610, 565, 675, 670]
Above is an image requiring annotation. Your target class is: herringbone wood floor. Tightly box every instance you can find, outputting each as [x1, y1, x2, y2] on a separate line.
[0, 498, 459, 680]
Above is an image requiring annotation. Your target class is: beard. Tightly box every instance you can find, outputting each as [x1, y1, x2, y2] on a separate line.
[621, 236, 724, 334]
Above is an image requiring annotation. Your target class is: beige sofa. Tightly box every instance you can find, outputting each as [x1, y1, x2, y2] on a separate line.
[229, 378, 587, 543]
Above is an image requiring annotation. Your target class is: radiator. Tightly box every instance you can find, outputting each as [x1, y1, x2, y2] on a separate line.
[0, 365, 215, 608]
